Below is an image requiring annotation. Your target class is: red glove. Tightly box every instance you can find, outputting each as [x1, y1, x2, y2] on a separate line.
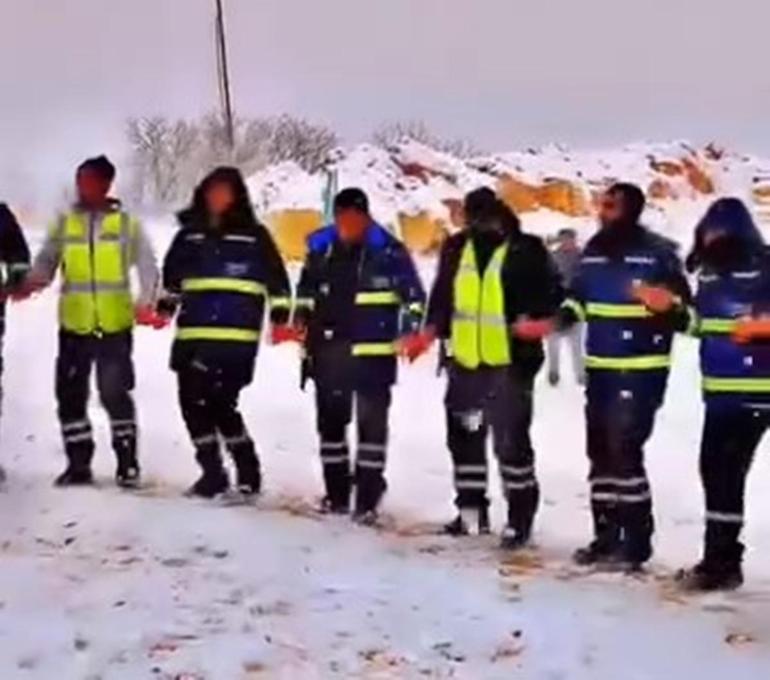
[271, 325, 306, 345]
[632, 283, 678, 314]
[8, 275, 47, 302]
[135, 305, 170, 329]
[733, 318, 770, 344]
[399, 330, 435, 363]
[512, 318, 554, 341]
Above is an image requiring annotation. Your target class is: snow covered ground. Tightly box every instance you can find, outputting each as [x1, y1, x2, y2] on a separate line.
[1, 242, 770, 678]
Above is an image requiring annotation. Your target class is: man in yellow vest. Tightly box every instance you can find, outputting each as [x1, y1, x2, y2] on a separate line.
[28, 156, 159, 488]
[423, 188, 563, 548]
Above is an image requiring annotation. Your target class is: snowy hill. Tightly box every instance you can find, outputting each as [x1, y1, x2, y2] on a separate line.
[247, 141, 770, 254]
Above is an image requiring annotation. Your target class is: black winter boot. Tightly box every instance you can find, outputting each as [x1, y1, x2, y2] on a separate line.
[231, 445, 262, 496]
[444, 506, 491, 536]
[55, 466, 95, 487]
[677, 560, 744, 592]
[573, 513, 622, 566]
[188, 445, 229, 499]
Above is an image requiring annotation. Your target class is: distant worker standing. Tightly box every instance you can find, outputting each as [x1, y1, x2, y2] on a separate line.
[424, 188, 563, 547]
[0, 204, 31, 484]
[294, 188, 426, 524]
[160, 167, 292, 499]
[28, 156, 160, 488]
[546, 228, 585, 386]
[559, 183, 691, 571]
[678, 198, 770, 591]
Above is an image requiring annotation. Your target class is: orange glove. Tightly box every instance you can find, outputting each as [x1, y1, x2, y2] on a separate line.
[632, 284, 678, 314]
[733, 317, 770, 344]
[135, 305, 170, 329]
[271, 325, 306, 345]
[512, 318, 554, 341]
[399, 330, 435, 363]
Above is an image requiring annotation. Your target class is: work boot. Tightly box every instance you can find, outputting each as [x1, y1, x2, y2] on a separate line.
[320, 495, 350, 515]
[188, 469, 229, 499]
[573, 536, 622, 566]
[444, 506, 491, 536]
[676, 561, 744, 592]
[116, 449, 141, 489]
[352, 509, 379, 527]
[548, 372, 560, 387]
[500, 524, 532, 551]
[116, 463, 141, 489]
[55, 465, 95, 487]
[188, 445, 229, 499]
[354, 473, 387, 517]
[232, 449, 262, 497]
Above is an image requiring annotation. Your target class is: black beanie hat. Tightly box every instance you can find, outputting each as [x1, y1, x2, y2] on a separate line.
[77, 155, 116, 183]
[334, 187, 370, 215]
[464, 187, 499, 220]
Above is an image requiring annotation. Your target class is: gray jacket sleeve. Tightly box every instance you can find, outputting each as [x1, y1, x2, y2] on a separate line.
[130, 218, 160, 306]
[31, 217, 64, 284]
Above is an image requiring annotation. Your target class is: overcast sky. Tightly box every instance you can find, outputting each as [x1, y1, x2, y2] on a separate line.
[1, 0, 769, 205]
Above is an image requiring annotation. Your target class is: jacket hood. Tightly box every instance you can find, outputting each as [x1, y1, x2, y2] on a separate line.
[687, 198, 765, 271]
[177, 166, 260, 233]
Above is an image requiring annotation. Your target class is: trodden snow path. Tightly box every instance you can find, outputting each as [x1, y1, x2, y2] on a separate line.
[1, 269, 770, 678]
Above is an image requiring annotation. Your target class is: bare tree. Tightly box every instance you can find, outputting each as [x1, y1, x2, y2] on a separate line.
[126, 117, 200, 206]
[266, 115, 339, 172]
[371, 119, 483, 158]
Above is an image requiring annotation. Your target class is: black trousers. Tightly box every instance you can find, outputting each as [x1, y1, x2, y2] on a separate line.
[56, 331, 137, 470]
[316, 385, 391, 514]
[177, 366, 259, 483]
[700, 406, 769, 566]
[445, 364, 538, 532]
[586, 390, 659, 560]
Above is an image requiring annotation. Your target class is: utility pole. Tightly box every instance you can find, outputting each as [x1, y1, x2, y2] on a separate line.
[214, 0, 235, 151]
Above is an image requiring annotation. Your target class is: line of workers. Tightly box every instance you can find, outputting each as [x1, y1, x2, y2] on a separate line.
[0, 155, 768, 593]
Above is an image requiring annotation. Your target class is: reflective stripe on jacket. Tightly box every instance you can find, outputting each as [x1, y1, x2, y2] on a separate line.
[694, 256, 770, 406]
[451, 241, 511, 370]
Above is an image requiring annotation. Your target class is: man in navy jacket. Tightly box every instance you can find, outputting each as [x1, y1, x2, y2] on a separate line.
[560, 183, 691, 571]
[294, 188, 425, 523]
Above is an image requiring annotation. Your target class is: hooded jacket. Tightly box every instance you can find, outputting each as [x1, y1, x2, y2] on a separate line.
[688, 198, 770, 410]
[162, 168, 291, 383]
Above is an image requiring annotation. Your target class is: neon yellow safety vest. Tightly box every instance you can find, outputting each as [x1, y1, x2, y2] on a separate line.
[451, 241, 511, 370]
[59, 211, 136, 334]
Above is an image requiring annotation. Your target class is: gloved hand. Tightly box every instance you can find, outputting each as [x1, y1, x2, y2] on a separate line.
[399, 329, 435, 363]
[135, 305, 170, 329]
[733, 317, 770, 344]
[271, 325, 306, 345]
[8, 274, 48, 302]
[512, 318, 554, 340]
[632, 283, 678, 314]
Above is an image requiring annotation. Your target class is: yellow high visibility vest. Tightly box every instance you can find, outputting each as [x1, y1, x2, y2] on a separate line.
[59, 211, 135, 334]
[451, 241, 511, 369]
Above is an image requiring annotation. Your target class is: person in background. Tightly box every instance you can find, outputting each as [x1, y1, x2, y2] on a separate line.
[546, 227, 585, 386]
[159, 167, 291, 499]
[0, 203, 31, 484]
[293, 188, 426, 525]
[422, 188, 562, 548]
[677, 198, 770, 591]
[27, 156, 159, 488]
[558, 183, 691, 572]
